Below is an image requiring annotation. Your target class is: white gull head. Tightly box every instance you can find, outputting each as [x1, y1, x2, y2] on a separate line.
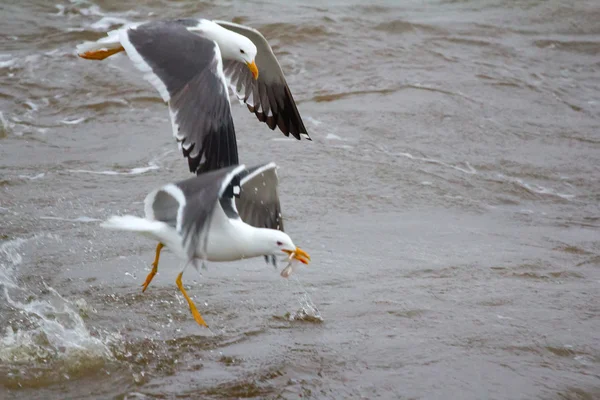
[189, 20, 258, 74]
[255, 228, 296, 255]
[247, 227, 310, 265]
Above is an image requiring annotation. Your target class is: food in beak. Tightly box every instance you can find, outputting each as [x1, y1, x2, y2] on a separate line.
[283, 247, 310, 264]
[281, 247, 311, 278]
[281, 258, 300, 278]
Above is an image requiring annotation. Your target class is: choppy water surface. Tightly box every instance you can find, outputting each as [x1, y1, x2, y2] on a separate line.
[1, 0, 599, 398]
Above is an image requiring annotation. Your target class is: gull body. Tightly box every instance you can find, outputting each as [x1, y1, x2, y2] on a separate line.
[76, 18, 310, 174]
[112, 200, 297, 263]
[102, 163, 310, 327]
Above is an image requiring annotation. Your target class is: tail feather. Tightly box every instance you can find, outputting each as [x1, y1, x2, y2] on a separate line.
[101, 215, 162, 233]
[101, 215, 183, 256]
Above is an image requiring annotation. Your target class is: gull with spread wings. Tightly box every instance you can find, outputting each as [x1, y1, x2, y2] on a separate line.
[102, 163, 310, 327]
[76, 18, 310, 174]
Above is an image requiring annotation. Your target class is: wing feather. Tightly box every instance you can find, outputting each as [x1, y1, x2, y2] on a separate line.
[234, 163, 284, 232]
[122, 20, 239, 174]
[214, 20, 310, 140]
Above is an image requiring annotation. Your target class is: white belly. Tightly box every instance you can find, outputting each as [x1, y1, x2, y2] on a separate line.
[202, 206, 263, 262]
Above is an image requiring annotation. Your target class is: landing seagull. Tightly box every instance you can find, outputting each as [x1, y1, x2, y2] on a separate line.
[76, 19, 310, 174]
[101, 162, 311, 327]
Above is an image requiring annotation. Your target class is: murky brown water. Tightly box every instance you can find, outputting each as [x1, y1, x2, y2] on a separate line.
[1, 0, 600, 398]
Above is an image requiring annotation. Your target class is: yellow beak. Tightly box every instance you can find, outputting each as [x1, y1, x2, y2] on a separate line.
[283, 247, 311, 265]
[246, 60, 259, 80]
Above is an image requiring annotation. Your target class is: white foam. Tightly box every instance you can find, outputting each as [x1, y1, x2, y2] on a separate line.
[498, 174, 575, 200]
[326, 133, 342, 140]
[78, 4, 104, 17]
[394, 151, 477, 175]
[18, 173, 45, 180]
[24, 100, 38, 111]
[0, 59, 16, 69]
[60, 117, 86, 125]
[129, 164, 160, 174]
[68, 162, 159, 176]
[39, 216, 102, 223]
[0, 112, 12, 135]
[54, 4, 65, 16]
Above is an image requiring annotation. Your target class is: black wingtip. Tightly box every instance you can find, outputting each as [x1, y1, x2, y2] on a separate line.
[263, 255, 277, 267]
[192, 116, 239, 175]
[247, 84, 312, 141]
[283, 85, 307, 140]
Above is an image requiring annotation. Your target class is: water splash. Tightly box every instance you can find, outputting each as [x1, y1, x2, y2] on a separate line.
[1, 285, 111, 363]
[287, 276, 323, 323]
[0, 238, 27, 289]
[0, 235, 116, 386]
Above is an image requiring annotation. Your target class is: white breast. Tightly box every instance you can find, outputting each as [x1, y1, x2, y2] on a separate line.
[202, 204, 262, 262]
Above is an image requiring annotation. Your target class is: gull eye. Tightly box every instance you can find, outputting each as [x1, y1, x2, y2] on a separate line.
[277, 241, 283, 246]
[240, 49, 245, 54]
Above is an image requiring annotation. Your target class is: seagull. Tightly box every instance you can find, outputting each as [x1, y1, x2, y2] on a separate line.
[76, 18, 310, 174]
[101, 162, 311, 327]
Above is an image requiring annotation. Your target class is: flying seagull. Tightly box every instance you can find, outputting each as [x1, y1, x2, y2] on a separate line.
[101, 162, 310, 327]
[76, 18, 310, 174]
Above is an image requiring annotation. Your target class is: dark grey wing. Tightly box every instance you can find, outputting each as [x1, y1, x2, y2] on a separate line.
[143, 188, 180, 227]
[121, 21, 239, 174]
[213, 20, 310, 141]
[177, 165, 246, 258]
[145, 165, 245, 259]
[234, 162, 284, 232]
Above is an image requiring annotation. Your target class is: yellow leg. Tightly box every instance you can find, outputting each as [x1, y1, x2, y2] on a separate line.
[176, 271, 208, 327]
[141, 242, 164, 293]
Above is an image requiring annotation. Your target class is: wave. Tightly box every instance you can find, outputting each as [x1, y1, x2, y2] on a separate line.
[374, 19, 445, 35]
[67, 162, 159, 176]
[534, 39, 600, 55]
[496, 174, 575, 200]
[382, 148, 477, 175]
[38, 216, 102, 223]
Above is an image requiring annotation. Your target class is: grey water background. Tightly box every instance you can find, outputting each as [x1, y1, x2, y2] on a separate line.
[1, 0, 599, 398]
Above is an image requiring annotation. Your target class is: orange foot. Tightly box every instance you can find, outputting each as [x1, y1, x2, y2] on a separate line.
[141, 242, 164, 293]
[176, 271, 208, 327]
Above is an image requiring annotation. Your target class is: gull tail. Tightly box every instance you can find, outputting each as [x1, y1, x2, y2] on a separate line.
[101, 215, 162, 233]
[101, 215, 183, 256]
[76, 29, 124, 60]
